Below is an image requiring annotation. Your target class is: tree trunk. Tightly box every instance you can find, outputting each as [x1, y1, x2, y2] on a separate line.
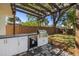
[53, 26, 56, 34]
[52, 12, 59, 34]
[53, 19, 57, 34]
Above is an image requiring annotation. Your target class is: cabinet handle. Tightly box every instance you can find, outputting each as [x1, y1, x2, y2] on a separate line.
[4, 40, 7, 44]
[18, 41, 20, 46]
[6, 40, 7, 44]
[4, 40, 5, 44]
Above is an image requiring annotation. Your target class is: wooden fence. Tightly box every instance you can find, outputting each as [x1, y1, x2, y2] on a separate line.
[6, 24, 55, 35]
[6, 24, 74, 35]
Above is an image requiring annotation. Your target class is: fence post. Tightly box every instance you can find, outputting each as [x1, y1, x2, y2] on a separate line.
[11, 3, 16, 35]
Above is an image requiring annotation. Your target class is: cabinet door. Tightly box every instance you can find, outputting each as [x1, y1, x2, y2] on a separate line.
[17, 36, 28, 54]
[38, 38, 43, 46]
[43, 37, 48, 45]
[6, 38, 18, 56]
[38, 37, 48, 46]
[0, 39, 6, 56]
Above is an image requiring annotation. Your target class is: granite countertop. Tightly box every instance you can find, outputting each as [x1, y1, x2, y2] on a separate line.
[0, 33, 37, 39]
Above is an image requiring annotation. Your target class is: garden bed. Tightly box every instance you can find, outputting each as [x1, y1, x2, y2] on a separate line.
[48, 34, 75, 55]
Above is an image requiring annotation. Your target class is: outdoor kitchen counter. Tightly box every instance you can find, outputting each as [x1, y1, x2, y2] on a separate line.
[0, 33, 37, 39]
[0, 33, 32, 56]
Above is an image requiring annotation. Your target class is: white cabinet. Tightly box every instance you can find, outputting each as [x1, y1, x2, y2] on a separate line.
[17, 36, 28, 54]
[0, 39, 7, 56]
[0, 38, 18, 56]
[0, 36, 28, 56]
[38, 37, 48, 47]
[6, 36, 28, 55]
[5, 38, 18, 56]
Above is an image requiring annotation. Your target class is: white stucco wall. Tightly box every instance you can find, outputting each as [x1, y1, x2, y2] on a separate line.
[0, 4, 13, 35]
[0, 16, 7, 35]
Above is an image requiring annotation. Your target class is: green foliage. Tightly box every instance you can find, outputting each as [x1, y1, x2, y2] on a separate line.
[26, 14, 37, 21]
[38, 18, 49, 26]
[8, 17, 21, 23]
[22, 21, 38, 26]
[62, 8, 76, 29]
[67, 8, 76, 26]
[21, 18, 49, 26]
[21, 14, 39, 26]
[8, 18, 14, 22]
[22, 14, 49, 26]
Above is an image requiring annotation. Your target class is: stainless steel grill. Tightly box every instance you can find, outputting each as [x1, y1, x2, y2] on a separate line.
[37, 30, 48, 47]
[38, 30, 48, 38]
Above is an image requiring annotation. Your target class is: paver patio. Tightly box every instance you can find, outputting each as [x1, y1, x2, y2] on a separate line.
[16, 44, 72, 56]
